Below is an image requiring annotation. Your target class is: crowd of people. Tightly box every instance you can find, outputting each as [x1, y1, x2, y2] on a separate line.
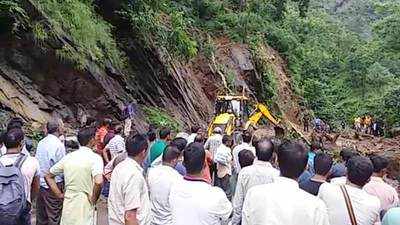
[0, 117, 399, 225]
[354, 115, 383, 136]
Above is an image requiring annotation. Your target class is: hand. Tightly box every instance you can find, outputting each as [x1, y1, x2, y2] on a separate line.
[88, 194, 97, 206]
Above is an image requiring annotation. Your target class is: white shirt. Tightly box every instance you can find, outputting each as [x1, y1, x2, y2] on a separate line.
[363, 176, 400, 212]
[204, 134, 223, 159]
[330, 176, 347, 185]
[1, 145, 30, 156]
[187, 133, 197, 145]
[105, 135, 125, 160]
[232, 143, 255, 173]
[147, 165, 182, 225]
[36, 134, 66, 188]
[242, 177, 330, 225]
[108, 158, 152, 225]
[169, 177, 232, 225]
[231, 160, 279, 225]
[214, 144, 232, 178]
[318, 183, 381, 225]
[0, 153, 39, 203]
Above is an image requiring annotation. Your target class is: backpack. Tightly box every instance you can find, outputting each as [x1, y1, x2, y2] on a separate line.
[0, 154, 28, 225]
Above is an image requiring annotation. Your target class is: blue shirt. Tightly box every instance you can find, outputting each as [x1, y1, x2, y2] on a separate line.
[307, 151, 316, 174]
[175, 162, 187, 176]
[382, 207, 400, 225]
[36, 134, 66, 188]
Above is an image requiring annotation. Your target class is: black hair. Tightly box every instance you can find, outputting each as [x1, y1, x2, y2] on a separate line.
[242, 131, 252, 143]
[347, 156, 374, 187]
[238, 149, 255, 168]
[222, 135, 232, 145]
[159, 128, 171, 139]
[194, 134, 205, 144]
[77, 127, 96, 146]
[184, 142, 205, 175]
[162, 145, 181, 162]
[4, 128, 24, 149]
[255, 138, 274, 162]
[114, 125, 123, 135]
[7, 117, 24, 131]
[190, 125, 201, 134]
[101, 118, 112, 127]
[46, 121, 60, 134]
[171, 137, 187, 151]
[340, 149, 358, 162]
[370, 155, 389, 173]
[126, 134, 148, 157]
[314, 153, 333, 176]
[147, 130, 157, 142]
[0, 131, 7, 144]
[277, 141, 308, 179]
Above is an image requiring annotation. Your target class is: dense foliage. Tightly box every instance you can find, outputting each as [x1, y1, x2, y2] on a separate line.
[122, 0, 400, 128]
[3, 0, 399, 128]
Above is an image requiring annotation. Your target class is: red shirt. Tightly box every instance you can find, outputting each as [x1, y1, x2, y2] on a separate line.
[201, 150, 213, 184]
[95, 126, 108, 155]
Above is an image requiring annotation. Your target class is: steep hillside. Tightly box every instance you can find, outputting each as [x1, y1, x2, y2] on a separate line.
[0, 0, 305, 131]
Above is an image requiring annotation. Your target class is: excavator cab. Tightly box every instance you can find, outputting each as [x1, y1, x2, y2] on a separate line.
[208, 95, 281, 137]
[208, 95, 249, 136]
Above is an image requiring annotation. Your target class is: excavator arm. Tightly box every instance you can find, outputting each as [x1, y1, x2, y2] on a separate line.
[245, 103, 280, 130]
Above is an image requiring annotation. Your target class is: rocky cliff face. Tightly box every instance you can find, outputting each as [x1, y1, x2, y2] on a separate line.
[0, 0, 294, 132]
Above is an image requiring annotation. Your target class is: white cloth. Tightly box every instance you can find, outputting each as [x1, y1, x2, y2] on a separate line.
[36, 134, 66, 188]
[231, 160, 280, 225]
[330, 176, 347, 185]
[108, 158, 152, 225]
[186, 133, 197, 145]
[363, 176, 400, 212]
[232, 143, 255, 173]
[1, 145, 30, 156]
[214, 144, 233, 178]
[0, 153, 39, 203]
[169, 177, 232, 225]
[318, 183, 381, 225]
[147, 165, 182, 225]
[105, 135, 126, 160]
[242, 176, 330, 225]
[49, 146, 104, 225]
[204, 134, 223, 159]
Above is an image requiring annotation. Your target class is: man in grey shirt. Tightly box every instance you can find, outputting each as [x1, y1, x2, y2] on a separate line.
[35, 121, 66, 225]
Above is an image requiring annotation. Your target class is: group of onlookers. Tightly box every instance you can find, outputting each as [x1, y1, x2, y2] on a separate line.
[0, 117, 399, 225]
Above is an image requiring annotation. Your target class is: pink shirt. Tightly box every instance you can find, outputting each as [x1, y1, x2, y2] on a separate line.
[363, 176, 399, 211]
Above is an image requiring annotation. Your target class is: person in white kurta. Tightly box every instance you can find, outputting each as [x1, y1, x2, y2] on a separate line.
[242, 141, 330, 225]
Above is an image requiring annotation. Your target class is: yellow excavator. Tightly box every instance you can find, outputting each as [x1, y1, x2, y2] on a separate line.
[207, 94, 281, 136]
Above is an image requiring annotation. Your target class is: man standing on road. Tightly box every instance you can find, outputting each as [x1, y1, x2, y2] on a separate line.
[36, 121, 66, 225]
[242, 141, 329, 225]
[169, 143, 232, 225]
[147, 145, 182, 225]
[318, 156, 380, 225]
[232, 138, 280, 225]
[108, 134, 152, 225]
[45, 127, 104, 225]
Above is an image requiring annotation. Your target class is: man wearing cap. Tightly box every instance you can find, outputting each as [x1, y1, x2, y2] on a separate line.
[204, 127, 223, 183]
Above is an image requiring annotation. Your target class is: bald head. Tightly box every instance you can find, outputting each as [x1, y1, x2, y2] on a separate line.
[255, 138, 274, 162]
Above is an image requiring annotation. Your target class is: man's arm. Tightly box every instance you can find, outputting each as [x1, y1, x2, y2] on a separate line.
[103, 147, 111, 163]
[31, 175, 40, 200]
[125, 209, 139, 225]
[45, 172, 64, 199]
[231, 173, 245, 225]
[89, 174, 103, 205]
[45, 158, 65, 199]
